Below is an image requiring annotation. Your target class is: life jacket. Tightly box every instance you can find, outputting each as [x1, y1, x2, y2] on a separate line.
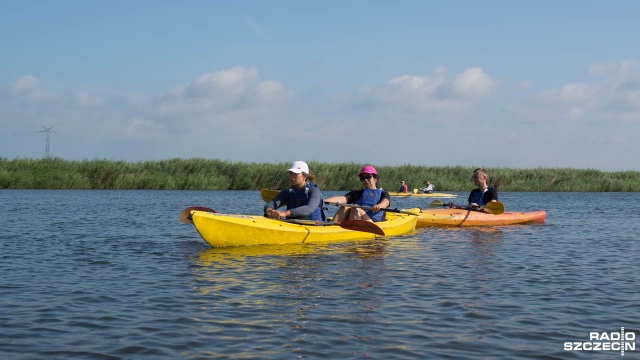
[286, 183, 328, 221]
[469, 186, 494, 206]
[354, 188, 384, 222]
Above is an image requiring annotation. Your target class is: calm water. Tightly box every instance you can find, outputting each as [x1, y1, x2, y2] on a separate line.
[1, 190, 638, 359]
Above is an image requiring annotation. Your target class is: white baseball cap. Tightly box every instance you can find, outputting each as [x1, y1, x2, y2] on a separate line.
[287, 160, 309, 174]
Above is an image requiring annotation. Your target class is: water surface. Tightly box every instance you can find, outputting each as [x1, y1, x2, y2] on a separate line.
[1, 190, 638, 359]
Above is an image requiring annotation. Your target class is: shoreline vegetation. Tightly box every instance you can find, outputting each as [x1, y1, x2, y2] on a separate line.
[1, 157, 639, 192]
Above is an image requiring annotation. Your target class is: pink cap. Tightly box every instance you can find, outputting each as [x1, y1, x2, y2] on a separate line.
[358, 165, 378, 176]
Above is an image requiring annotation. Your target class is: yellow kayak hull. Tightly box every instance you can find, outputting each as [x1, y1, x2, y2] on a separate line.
[387, 191, 457, 198]
[190, 210, 418, 247]
[417, 209, 546, 227]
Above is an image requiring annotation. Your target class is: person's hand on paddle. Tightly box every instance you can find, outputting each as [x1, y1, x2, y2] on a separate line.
[469, 203, 482, 211]
[447, 202, 480, 210]
[370, 197, 390, 213]
[265, 208, 287, 219]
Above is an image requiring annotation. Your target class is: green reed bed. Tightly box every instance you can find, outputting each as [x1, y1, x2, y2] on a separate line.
[0, 157, 638, 191]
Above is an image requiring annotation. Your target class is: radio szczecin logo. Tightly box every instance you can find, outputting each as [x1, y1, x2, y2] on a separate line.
[564, 328, 636, 356]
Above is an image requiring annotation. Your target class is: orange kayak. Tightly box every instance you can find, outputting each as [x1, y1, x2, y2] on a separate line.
[418, 208, 546, 227]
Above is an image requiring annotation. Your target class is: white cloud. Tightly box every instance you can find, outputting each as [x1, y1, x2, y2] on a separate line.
[160, 66, 296, 115]
[122, 116, 168, 139]
[1, 62, 639, 170]
[9, 75, 39, 91]
[353, 66, 496, 114]
[587, 59, 638, 77]
[8, 75, 58, 103]
[538, 83, 598, 104]
[73, 91, 110, 107]
[447, 67, 496, 97]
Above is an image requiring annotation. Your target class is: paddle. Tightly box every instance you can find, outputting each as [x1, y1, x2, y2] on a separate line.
[401, 188, 418, 197]
[325, 202, 422, 216]
[260, 189, 280, 203]
[428, 201, 504, 215]
[179, 206, 217, 224]
[335, 220, 385, 236]
[484, 202, 505, 215]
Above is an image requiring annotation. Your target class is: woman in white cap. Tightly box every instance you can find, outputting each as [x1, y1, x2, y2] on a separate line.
[324, 165, 390, 223]
[264, 161, 328, 221]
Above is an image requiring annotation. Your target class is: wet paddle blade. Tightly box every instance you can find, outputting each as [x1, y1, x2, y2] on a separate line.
[338, 220, 385, 236]
[426, 200, 444, 208]
[179, 206, 217, 224]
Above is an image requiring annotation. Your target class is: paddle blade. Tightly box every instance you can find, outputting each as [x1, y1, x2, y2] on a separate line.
[403, 208, 422, 215]
[260, 189, 280, 203]
[338, 220, 385, 236]
[413, 188, 419, 193]
[484, 202, 504, 215]
[179, 206, 217, 224]
[426, 200, 444, 208]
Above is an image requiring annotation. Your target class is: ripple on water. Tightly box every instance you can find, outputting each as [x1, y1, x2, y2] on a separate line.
[1, 190, 639, 359]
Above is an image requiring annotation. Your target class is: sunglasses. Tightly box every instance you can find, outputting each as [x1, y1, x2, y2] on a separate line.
[359, 174, 374, 180]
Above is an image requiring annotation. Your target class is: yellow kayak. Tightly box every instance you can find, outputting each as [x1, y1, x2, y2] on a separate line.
[188, 210, 418, 247]
[387, 191, 457, 198]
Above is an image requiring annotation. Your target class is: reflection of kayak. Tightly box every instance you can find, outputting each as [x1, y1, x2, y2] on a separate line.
[196, 244, 322, 265]
[417, 208, 546, 227]
[387, 191, 457, 198]
[189, 210, 417, 247]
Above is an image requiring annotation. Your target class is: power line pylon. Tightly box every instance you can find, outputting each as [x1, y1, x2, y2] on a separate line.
[38, 126, 57, 158]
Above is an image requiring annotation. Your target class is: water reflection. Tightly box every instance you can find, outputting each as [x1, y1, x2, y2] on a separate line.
[465, 228, 504, 288]
[190, 241, 393, 297]
[195, 243, 324, 265]
[188, 240, 395, 357]
[468, 228, 503, 255]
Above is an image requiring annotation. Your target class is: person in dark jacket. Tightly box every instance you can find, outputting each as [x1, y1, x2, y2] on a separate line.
[264, 161, 328, 221]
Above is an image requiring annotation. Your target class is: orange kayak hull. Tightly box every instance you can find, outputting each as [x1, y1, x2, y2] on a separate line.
[418, 209, 546, 227]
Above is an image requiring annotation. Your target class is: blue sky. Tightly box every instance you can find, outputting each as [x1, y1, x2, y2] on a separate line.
[2, 1, 639, 171]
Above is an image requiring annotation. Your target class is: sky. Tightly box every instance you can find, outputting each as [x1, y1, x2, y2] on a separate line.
[1, 1, 640, 171]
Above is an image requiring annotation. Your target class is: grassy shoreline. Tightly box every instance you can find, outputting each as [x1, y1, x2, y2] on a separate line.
[1, 157, 639, 191]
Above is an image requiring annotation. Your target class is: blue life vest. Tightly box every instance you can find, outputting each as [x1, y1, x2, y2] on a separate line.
[354, 188, 384, 222]
[286, 183, 328, 221]
[469, 186, 494, 206]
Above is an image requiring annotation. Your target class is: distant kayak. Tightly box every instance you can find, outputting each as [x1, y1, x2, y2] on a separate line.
[417, 208, 546, 227]
[387, 191, 457, 198]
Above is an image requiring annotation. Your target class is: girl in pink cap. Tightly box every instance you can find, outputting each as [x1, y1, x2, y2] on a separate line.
[324, 165, 390, 223]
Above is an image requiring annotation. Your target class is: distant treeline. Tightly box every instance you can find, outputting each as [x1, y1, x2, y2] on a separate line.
[1, 157, 639, 192]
